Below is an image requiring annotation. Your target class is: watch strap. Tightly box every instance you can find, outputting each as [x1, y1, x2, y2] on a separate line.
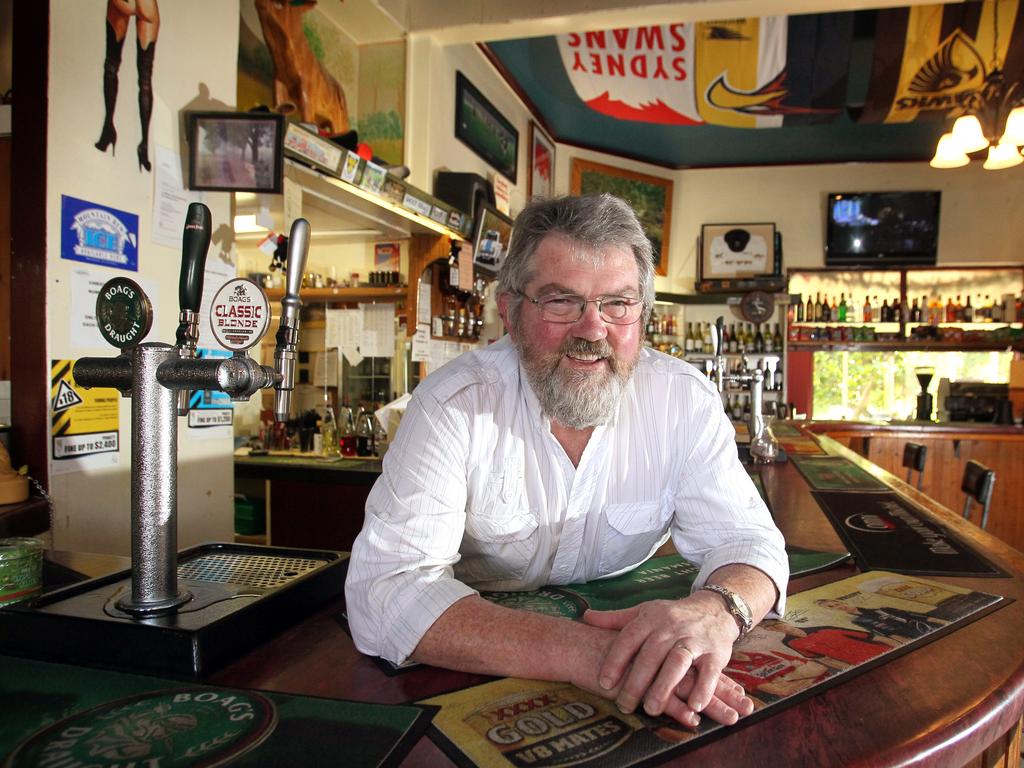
[697, 584, 753, 639]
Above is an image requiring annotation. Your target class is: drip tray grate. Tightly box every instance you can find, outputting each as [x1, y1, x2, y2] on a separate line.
[178, 551, 330, 588]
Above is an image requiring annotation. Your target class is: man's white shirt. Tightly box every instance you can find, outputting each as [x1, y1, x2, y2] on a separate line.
[345, 336, 789, 665]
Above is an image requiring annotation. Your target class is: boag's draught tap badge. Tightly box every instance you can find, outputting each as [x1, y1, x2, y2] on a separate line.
[210, 278, 271, 352]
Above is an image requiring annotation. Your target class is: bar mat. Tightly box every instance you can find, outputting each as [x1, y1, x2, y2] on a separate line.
[342, 548, 851, 676]
[812, 490, 1007, 577]
[420, 571, 1007, 768]
[0, 656, 435, 768]
[790, 455, 890, 491]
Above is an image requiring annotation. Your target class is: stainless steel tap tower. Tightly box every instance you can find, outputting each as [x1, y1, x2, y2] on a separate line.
[710, 316, 779, 463]
[74, 203, 310, 617]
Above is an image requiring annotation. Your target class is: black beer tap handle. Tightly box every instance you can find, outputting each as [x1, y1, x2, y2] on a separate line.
[175, 202, 211, 347]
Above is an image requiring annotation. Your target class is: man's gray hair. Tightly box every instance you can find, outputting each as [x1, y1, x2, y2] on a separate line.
[496, 194, 656, 327]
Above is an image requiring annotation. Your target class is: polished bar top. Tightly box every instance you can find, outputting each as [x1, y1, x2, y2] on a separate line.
[208, 432, 1024, 767]
[803, 419, 1024, 437]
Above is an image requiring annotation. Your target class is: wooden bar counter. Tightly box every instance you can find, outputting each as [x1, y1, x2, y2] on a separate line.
[204, 430, 1024, 767]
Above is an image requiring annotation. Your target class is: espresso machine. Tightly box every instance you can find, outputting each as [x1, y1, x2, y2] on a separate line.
[0, 204, 347, 677]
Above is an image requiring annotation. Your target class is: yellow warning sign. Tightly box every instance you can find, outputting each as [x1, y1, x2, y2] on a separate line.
[50, 359, 120, 460]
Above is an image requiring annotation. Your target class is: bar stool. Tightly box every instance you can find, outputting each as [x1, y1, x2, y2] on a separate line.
[961, 460, 996, 530]
[902, 442, 927, 490]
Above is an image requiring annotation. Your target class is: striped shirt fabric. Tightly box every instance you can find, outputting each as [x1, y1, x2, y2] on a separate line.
[345, 336, 789, 666]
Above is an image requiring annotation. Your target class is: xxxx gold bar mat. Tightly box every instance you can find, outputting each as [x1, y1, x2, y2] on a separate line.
[811, 490, 1007, 577]
[347, 548, 852, 675]
[420, 571, 1005, 768]
[0, 657, 435, 767]
[790, 455, 890, 492]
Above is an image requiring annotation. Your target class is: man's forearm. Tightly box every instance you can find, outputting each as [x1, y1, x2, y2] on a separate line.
[703, 563, 779, 628]
[411, 594, 614, 687]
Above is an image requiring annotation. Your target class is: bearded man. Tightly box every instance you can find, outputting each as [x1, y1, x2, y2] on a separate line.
[345, 194, 788, 729]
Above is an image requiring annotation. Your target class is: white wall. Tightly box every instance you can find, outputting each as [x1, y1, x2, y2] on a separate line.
[47, 0, 240, 554]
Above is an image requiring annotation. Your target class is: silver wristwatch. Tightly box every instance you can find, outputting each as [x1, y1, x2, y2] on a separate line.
[698, 584, 754, 639]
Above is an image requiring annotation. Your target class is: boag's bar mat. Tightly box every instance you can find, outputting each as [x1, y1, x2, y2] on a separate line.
[791, 455, 890, 491]
[355, 548, 851, 675]
[812, 490, 1007, 577]
[768, 422, 803, 438]
[0, 656, 434, 768]
[420, 571, 1005, 768]
[776, 436, 824, 455]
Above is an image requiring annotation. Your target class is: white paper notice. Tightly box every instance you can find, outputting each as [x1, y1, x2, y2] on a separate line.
[360, 303, 395, 358]
[417, 280, 432, 325]
[334, 308, 364, 366]
[71, 267, 162, 350]
[313, 349, 340, 387]
[411, 323, 431, 362]
[153, 145, 197, 249]
[283, 176, 302, 229]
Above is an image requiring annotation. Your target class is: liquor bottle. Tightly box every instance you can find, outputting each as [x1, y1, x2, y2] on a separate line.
[338, 401, 357, 457]
[774, 360, 784, 391]
[754, 324, 765, 353]
[773, 323, 783, 351]
[872, 296, 881, 323]
[838, 293, 847, 323]
[742, 395, 751, 421]
[805, 294, 814, 323]
[963, 294, 974, 322]
[728, 324, 739, 354]
[320, 404, 341, 459]
[814, 292, 823, 322]
[991, 295, 1002, 322]
[795, 300, 804, 323]
[684, 322, 694, 353]
[646, 307, 658, 339]
[880, 298, 890, 322]
[946, 296, 956, 322]
[731, 394, 743, 421]
[909, 297, 920, 323]
[863, 296, 871, 323]
[821, 296, 831, 323]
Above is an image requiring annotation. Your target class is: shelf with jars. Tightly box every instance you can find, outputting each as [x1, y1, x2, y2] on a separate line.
[787, 266, 1024, 352]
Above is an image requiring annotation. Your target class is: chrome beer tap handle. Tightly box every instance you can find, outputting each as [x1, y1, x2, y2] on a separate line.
[273, 218, 311, 422]
[175, 203, 211, 415]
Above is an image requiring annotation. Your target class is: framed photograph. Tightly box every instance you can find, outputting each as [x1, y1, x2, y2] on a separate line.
[455, 71, 518, 183]
[528, 122, 555, 199]
[570, 158, 672, 276]
[700, 223, 777, 280]
[472, 202, 514, 275]
[282, 121, 345, 176]
[186, 111, 285, 193]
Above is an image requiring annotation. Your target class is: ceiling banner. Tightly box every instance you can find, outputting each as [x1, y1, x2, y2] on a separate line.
[859, 0, 1024, 124]
[555, 15, 852, 128]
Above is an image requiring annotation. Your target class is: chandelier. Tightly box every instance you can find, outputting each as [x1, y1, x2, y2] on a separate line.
[930, 3, 1024, 170]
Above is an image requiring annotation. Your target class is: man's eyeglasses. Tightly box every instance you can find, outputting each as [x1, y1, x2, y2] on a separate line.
[517, 291, 643, 325]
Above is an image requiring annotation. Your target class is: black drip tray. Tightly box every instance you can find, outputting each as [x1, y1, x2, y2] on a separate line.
[0, 542, 348, 678]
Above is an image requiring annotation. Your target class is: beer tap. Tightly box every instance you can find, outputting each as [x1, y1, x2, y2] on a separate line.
[273, 219, 310, 421]
[174, 203, 211, 415]
[73, 205, 313, 618]
[711, 316, 777, 463]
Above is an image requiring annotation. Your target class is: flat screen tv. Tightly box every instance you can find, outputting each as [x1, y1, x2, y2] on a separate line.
[825, 191, 941, 267]
[186, 111, 285, 193]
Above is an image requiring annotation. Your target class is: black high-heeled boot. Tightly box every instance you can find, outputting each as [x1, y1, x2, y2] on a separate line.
[136, 38, 155, 172]
[95, 21, 124, 155]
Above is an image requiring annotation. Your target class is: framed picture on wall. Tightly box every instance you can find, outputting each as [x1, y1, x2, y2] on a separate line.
[472, 202, 515, 275]
[186, 111, 285, 193]
[699, 223, 777, 280]
[570, 158, 672, 276]
[528, 122, 555, 199]
[455, 71, 518, 184]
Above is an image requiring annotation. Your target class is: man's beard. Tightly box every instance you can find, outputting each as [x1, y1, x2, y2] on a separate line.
[518, 334, 639, 430]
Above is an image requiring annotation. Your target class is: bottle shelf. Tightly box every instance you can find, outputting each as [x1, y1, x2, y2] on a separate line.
[788, 340, 1023, 352]
[265, 286, 407, 303]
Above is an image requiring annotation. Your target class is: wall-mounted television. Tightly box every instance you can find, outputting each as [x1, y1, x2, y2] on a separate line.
[186, 111, 285, 193]
[825, 191, 941, 267]
[472, 202, 514, 275]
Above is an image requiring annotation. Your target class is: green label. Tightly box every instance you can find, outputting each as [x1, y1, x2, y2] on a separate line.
[96, 277, 152, 349]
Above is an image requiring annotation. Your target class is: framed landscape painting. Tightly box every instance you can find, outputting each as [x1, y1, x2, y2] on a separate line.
[570, 158, 672, 276]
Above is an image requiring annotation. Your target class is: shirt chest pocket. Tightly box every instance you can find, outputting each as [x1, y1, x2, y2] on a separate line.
[457, 470, 538, 584]
[597, 495, 673, 574]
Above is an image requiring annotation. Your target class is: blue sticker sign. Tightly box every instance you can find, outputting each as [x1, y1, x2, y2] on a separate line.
[60, 195, 138, 271]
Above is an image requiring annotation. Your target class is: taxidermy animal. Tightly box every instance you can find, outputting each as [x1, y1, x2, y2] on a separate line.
[254, 0, 350, 134]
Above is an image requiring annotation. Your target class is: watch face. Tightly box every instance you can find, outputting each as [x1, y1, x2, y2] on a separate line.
[740, 290, 774, 324]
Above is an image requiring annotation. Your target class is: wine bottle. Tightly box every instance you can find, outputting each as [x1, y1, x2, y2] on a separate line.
[814, 292, 823, 322]
[963, 294, 974, 322]
[805, 294, 814, 323]
[754, 324, 765, 353]
[838, 293, 847, 323]
[863, 296, 871, 323]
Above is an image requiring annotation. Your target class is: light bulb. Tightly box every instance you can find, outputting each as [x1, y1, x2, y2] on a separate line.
[1001, 105, 1024, 145]
[982, 139, 1023, 170]
[930, 133, 970, 168]
[951, 114, 989, 153]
